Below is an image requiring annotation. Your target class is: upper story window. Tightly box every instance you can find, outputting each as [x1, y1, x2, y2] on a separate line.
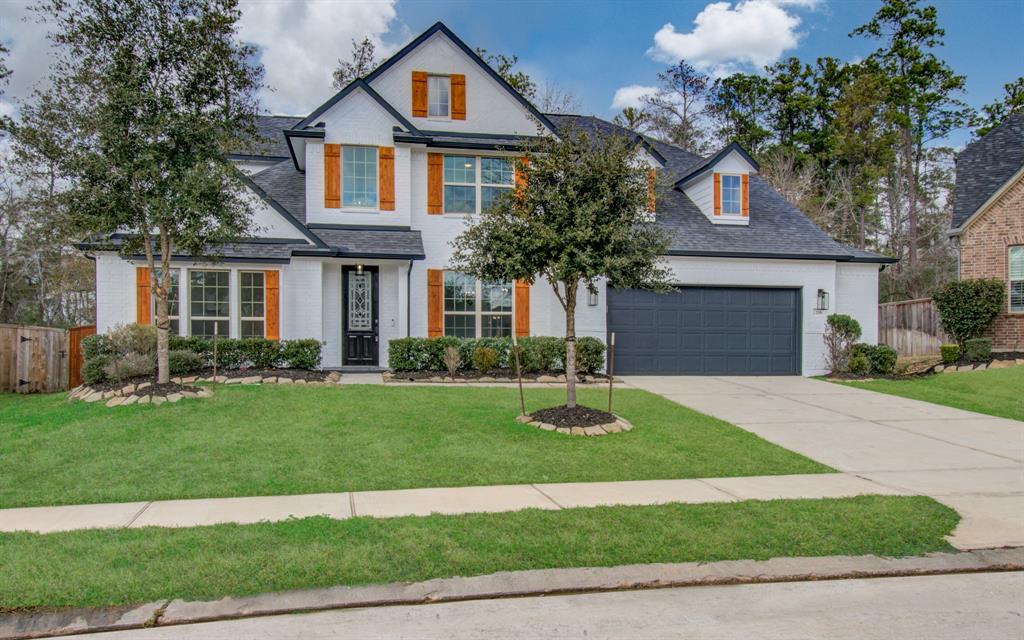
[720, 174, 742, 215]
[343, 146, 378, 208]
[428, 75, 450, 117]
[1010, 245, 1024, 313]
[443, 155, 514, 214]
[443, 271, 513, 338]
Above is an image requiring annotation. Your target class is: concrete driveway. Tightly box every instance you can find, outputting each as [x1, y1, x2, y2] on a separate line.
[622, 376, 1024, 549]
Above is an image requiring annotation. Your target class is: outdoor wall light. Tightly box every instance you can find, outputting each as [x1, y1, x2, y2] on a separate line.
[588, 290, 599, 306]
[356, 263, 364, 275]
[816, 289, 829, 311]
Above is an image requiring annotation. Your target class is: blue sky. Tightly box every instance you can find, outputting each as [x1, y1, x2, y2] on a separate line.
[3, 0, 1021, 148]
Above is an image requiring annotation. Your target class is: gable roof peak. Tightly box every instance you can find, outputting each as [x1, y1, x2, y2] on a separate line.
[674, 142, 760, 189]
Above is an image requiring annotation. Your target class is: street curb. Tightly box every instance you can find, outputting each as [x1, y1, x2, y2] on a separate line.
[3, 548, 1022, 639]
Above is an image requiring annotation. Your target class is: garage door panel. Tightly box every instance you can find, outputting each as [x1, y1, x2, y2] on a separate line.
[608, 286, 801, 375]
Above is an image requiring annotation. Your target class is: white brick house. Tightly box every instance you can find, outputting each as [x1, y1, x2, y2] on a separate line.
[87, 22, 891, 375]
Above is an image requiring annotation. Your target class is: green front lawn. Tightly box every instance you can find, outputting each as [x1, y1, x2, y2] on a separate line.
[0, 496, 957, 612]
[0, 385, 830, 508]
[836, 366, 1024, 421]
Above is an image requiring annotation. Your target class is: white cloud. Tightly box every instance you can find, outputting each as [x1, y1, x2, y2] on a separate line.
[239, 0, 402, 115]
[646, 0, 815, 77]
[0, 3, 55, 119]
[610, 84, 658, 110]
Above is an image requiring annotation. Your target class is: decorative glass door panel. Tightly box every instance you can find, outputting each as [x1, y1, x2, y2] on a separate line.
[343, 267, 378, 366]
[348, 274, 372, 330]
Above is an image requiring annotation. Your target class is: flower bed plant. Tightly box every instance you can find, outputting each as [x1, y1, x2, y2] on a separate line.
[387, 336, 605, 375]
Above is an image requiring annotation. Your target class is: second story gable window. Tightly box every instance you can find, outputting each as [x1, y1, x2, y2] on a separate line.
[343, 146, 378, 208]
[428, 75, 450, 117]
[720, 174, 742, 215]
[443, 155, 514, 214]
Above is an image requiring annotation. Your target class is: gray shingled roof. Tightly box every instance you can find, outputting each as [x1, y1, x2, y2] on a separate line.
[952, 113, 1024, 230]
[309, 227, 425, 258]
[230, 115, 303, 159]
[547, 113, 893, 263]
[77, 236, 309, 262]
[250, 159, 307, 224]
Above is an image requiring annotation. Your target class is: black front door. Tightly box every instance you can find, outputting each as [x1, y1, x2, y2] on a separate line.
[342, 266, 379, 366]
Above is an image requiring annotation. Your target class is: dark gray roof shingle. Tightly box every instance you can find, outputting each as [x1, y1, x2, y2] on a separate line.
[250, 159, 307, 224]
[952, 113, 1024, 230]
[309, 227, 425, 258]
[546, 114, 893, 263]
[231, 115, 303, 159]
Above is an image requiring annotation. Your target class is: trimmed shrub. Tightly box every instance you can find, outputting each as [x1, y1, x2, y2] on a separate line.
[519, 336, 564, 373]
[168, 350, 204, 375]
[239, 338, 282, 369]
[823, 314, 862, 373]
[280, 339, 323, 369]
[388, 337, 428, 371]
[576, 337, 606, 374]
[472, 346, 499, 373]
[104, 352, 155, 382]
[964, 337, 992, 363]
[81, 354, 110, 385]
[81, 334, 109, 360]
[848, 352, 872, 376]
[870, 345, 898, 375]
[933, 279, 1005, 347]
[108, 323, 157, 357]
[940, 344, 960, 365]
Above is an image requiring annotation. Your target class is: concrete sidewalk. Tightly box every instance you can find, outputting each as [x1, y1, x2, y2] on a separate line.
[622, 375, 1024, 550]
[0, 473, 904, 535]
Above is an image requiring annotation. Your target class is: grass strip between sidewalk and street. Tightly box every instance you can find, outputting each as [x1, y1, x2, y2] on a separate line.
[0, 495, 958, 612]
[834, 366, 1024, 422]
[0, 385, 831, 508]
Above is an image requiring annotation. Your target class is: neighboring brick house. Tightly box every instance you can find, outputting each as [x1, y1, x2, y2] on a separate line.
[950, 114, 1024, 351]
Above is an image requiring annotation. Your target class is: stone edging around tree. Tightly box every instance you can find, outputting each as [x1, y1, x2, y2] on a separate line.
[514, 413, 633, 436]
[68, 371, 344, 408]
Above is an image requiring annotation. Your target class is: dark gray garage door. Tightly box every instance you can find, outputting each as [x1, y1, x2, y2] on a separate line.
[607, 286, 801, 375]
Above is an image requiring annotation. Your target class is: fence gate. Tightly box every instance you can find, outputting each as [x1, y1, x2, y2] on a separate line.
[68, 325, 96, 388]
[878, 298, 950, 356]
[0, 324, 70, 393]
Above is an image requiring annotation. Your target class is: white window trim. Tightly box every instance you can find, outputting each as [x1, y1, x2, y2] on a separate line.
[1010, 245, 1024, 314]
[342, 145, 379, 211]
[187, 268, 231, 338]
[443, 155, 514, 215]
[719, 173, 744, 216]
[152, 267, 182, 336]
[427, 74, 451, 120]
[443, 271, 514, 338]
[239, 271, 267, 338]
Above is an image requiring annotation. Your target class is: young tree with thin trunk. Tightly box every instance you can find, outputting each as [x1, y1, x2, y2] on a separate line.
[451, 126, 672, 409]
[332, 37, 378, 90]
[14, 0, 264, 383]
[642, 60, 711, 153]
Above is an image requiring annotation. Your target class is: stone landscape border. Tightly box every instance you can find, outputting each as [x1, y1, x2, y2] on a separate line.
[68, 371, 343, 408]
[933, 358, 1024, 374]
[515, 413, 633, 436]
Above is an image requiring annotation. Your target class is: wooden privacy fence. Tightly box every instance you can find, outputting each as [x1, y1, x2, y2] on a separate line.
[878, 298, 950, 356]
[0, 323, 95, 393]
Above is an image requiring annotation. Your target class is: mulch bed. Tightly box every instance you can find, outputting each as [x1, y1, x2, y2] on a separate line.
[530, 405, 618, 429]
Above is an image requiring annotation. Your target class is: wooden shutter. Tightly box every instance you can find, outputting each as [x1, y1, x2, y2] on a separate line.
[427, 153, 443, 214]
[265, 270, 280, 340]
[647, 168, 657, 212]
[427, 269, 444, 337]
[379, 146, 395, 211]
[324, 143, 341, 208]
[514, 157, 528, 203]
[514, 280, 530, 337]
[135, 267, 151, 325]
[741, 174, 749, 217]
[713, 173, 721, 216]
[412, 71, 428, 117]
[451, 74, 466, 120]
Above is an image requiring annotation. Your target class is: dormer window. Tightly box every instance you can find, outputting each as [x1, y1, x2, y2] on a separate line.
[428, 75, 450, 117]
[720, 174, 743, 215]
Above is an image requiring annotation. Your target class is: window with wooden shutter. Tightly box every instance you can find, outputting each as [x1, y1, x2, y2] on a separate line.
[647, 168, 657, 213]
[427, 269, 443, 336]
[379, 147, 395, 211]
[411, 71, 428, 117]
[451, 74, 466, 120]
[265, 270, 280, 340]
[427, 153, 443, 214]
[514, 280, 530, 337]
[324, 143, 341, 208]
[136, 267, 151, 325]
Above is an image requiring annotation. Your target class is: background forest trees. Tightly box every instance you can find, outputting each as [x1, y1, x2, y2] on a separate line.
[618, 0, 1021, 302]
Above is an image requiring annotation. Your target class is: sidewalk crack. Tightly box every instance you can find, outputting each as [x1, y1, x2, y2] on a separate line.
[531, 484, 565, 509]
[124, 502, 152, 528]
